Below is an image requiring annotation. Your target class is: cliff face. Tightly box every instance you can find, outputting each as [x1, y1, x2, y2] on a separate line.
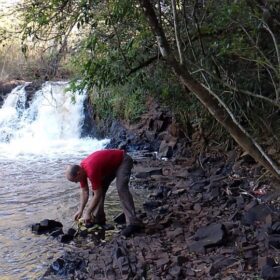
[0, 80, 25, 107]
[83, 96, 191, 159]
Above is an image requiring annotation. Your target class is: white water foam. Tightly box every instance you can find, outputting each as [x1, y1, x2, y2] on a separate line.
[0, 81, 109, 160]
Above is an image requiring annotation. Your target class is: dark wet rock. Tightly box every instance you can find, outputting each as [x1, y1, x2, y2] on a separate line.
[261, 191, 280, 203]
[149, 185, 170, 199]
[46, 253, 86, 277]
[143, 200, 162, 211]
[102, 224, 115, 231]
[176, 255, 187, 266]
[189, 223, 226, 253]
[79, 229, 88, 237]
[111, 242, 136, 277]
[24, 81, 43, 107]
[40, 219, 63, 228]
[242, 204, 273, 226]
[261, 265, 280, 280]
[157, 205, 169, 214]
[60, 234, 74, 243]
[261, 258, 280, 280]
[51, 257, 65, 273]
[135, 167, 163, 179]
[67, 228, 77, 237]
[209, 257, 237, 276]
[0, 80, 25, 106]
[240, 153, 257, 164]
[267, 234, 280, 249]
[31, 219, 63, 235]
[113, 212, 126, 224]
[50, 228, 64, 237]
[271, 221, 280, 233]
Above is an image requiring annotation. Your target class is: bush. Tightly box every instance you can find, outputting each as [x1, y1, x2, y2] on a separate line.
[89, 83, 147, 124]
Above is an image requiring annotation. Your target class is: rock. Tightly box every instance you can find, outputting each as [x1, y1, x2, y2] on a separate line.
[268, 234, 280, 249]
[0, 80, 25, 106]
[193, 203, 201, 213]
[51, 257, 65, 273]
[150, 185, 170, 199]
[240, 153, 257, 164]
[31, 219, 63, 235]
[40, 219, 63, 228]
[49, 253, 86, 276]
[50, 228, 64, 237]
[169, 265, 182, 277]
[60, 234, 74, 243]
[209, 257, 237, 276]
[68, 228, 77, 237]
[189, 223, 226, 253]
[113, 212, 126, 224]
[261, 265, 280, 280]
[158, 140, 173, 158]
[143, 200, 162, 211]
[155, 253, 169, 267]
[176, 255, 187, 266]
[271, 222, 280, 233]
[172, 188, 186, 196]
[135, 167, 163, 179]
[166, 227, 184, 239]
[242, 204, 273, 226]
[261, 258, 280, 280]
[24, 81, 42, 107]
[102, 224, 115, 231]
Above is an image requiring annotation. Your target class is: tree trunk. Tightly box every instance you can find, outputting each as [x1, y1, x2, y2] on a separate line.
[139, 0, 280, 179]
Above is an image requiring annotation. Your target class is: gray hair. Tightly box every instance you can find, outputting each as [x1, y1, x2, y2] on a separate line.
[67, 165, 81, 177]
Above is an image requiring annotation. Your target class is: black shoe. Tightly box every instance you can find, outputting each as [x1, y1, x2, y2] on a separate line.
[121, 224, 143, 238]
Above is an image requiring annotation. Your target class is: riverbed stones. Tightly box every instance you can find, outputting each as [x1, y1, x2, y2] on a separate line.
[135, 167, 163, 179]
[242, 204, 273, 226]
[31, 219, 63, 235]
[113, 212, 126, 224]
[188, 223, 226, 253]
[42, 149, 280, 279]
[47, 252, 87, 277]
[261, 257, 280, 280]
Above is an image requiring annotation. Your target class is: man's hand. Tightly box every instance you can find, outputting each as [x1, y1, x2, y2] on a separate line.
[74, 210, 83, 221]
[83, 211, 93, 225]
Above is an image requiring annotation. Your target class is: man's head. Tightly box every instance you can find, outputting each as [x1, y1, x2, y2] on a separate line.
[66, 165, 84, 183]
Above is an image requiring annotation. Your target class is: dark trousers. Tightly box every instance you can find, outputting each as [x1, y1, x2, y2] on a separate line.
[92, 154, 139, 225]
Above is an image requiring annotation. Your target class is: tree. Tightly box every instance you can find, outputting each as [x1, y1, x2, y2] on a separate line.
[15, 0, 280, 178]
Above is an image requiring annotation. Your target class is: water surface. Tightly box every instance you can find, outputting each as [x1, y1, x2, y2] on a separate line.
[0, 82, 137, 279]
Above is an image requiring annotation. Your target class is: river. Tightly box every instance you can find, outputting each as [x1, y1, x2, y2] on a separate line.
[0, 82, 140, 279]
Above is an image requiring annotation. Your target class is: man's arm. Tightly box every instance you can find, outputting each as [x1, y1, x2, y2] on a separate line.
[74, 187, 89, 220]
[83, 188, 103, 223]
[79, 187, 89, 211]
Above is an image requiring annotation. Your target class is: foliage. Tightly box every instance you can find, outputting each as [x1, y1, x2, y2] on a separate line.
[3, 0, 280, 147]
[89, 82, 147, 123]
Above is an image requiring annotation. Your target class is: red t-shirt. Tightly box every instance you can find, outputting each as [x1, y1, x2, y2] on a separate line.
[80, 149, 124, 190]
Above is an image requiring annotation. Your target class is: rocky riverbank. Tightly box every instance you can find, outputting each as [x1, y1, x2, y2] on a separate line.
[2, 80, 279, 279]
[42, 146, 280, 280]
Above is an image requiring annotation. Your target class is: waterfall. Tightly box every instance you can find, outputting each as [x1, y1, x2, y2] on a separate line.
[0, 81, 109, 159]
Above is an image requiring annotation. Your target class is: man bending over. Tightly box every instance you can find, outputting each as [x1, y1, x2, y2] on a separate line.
[66, 149, 142, 237]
